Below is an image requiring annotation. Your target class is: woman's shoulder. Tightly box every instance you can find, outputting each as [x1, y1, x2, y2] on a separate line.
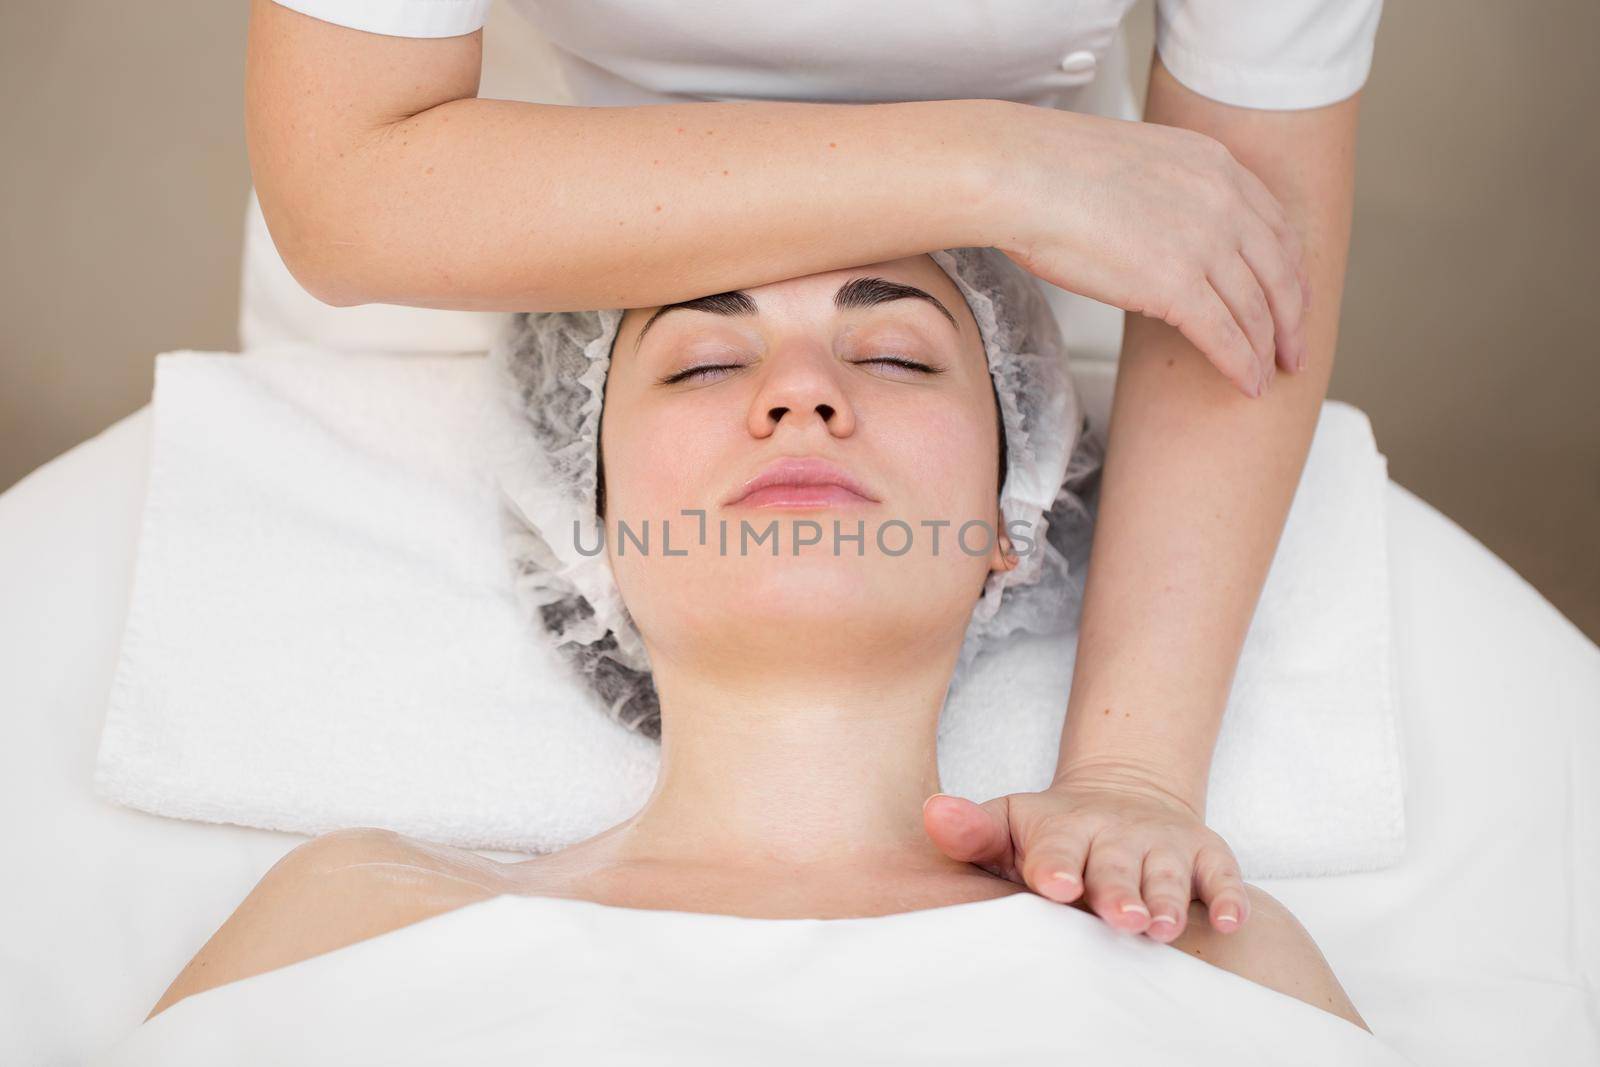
[282, 826, 520, 891]
[145, 828, 511, 1022]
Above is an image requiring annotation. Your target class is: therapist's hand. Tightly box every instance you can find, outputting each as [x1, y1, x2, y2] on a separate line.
[989, 104, 1310, 400]
[922, 771, 1250, 941]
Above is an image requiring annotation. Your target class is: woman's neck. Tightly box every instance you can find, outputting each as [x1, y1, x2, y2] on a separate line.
[600, 643, 975, 880]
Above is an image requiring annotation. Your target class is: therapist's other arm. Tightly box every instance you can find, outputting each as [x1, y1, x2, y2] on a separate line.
[246, 0, 1303, 394]
[925, 57, 1360, 941]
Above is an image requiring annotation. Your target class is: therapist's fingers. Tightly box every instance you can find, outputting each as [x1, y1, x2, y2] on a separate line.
[1206, 252, 1277, 393]
[1083, 841, 1155, 934]
[921, 793, 1018, 882]
[1172, 281, 1266, 398]
[1139, 848, 1193, 943]
[1193, 844, 1252, 933]
[1232, 160, 1300, 273]
[1239, 216, 1309, 374]
[1017, 817, 1094, 905]
[1228, 163, 1305, 326]
[1231, 163, 1312, 372]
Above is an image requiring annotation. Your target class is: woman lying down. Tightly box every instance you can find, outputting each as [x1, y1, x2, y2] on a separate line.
[106, 248, 1412, 1065]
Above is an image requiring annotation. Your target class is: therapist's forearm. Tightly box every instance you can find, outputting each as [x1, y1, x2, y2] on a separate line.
[247, 2, 1012, 311]
[1054, 60, 1361, 815]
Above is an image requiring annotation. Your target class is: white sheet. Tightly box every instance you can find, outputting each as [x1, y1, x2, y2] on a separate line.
[2, 404, 1596, 1066]
[88, 891, 1411, 1066]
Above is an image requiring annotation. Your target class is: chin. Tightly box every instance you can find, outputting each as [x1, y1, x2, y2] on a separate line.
[686, 559, 887, 618]
[617, 553, 990, 660]
[708, 574, 972, 642]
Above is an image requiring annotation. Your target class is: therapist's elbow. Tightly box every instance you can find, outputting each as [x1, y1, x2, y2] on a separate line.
[294, 257, 370, 309]
[251, 169, 399, 308]
[291, 260, 371, 310]
[261, 201, 381, 309]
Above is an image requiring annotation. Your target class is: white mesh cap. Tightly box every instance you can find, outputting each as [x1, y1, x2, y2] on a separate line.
[485, 247, 1104, 738]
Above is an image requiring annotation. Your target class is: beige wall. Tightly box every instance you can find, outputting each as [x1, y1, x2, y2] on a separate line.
[2, 0, 1596, 639]
[1, 1, 252, 482]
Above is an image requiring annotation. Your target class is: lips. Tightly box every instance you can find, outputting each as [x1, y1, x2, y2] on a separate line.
[723, 457, 879, 508]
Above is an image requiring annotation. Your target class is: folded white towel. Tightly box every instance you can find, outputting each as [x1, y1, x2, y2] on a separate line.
[93, 347, 1405, 878]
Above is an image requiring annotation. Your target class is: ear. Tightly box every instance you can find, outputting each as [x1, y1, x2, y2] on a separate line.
[987, 502, 1020, 576]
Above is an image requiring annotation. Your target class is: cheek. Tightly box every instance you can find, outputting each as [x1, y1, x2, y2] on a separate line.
[864, 397, 1001, 639]
[873, 393, 1000, 522]
[601, 400, 723, 523]
[600, 397, 735, 640]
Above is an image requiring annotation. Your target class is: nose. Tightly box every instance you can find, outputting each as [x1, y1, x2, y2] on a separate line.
[747, 342, 857, 439]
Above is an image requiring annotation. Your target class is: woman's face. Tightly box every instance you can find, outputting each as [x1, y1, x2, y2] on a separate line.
[599, 254, 1012, 671]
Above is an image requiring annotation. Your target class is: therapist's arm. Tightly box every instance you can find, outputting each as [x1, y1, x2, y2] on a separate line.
[247, 0, 1304, 391]
[245, 0, 1004, 311]
[1052, 62, 1361, 921]
[924, 57, 1360, 941]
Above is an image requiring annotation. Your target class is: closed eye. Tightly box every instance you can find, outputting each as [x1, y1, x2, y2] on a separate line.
[859, 356, 942, 375]
[658, 363, 744, 385]
[659, 356, 941, 386]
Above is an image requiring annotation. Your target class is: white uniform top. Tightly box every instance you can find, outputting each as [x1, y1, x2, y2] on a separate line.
[242, 0, 1383, 361]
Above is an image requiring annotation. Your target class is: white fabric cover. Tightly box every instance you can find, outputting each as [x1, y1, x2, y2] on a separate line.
[90, 350, 1402, 877]
[269, 0, 491, 38]
[2, 397, 1596, 1066]
[1154, 0, 1385, 110]
[271, 0, 1383, 112]
[88, 891, 1413, 1065]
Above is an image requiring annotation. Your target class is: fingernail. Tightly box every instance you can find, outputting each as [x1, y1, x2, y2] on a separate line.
[1120, 901, 1150, 917]
[1216, 909, 1238, 928]
[923, 793, 954, 811]
[1049, 870, 1080, 887]
[1150, 915, 1177, 931]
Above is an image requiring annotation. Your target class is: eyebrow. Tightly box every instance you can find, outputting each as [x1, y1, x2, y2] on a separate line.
[632, 275, 961, 353]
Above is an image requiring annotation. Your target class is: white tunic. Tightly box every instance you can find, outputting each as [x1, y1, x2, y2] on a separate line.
[269, 0, 1381, 110]
[241, 0, 1382, 363]
[91, 890, 1417, 1065]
